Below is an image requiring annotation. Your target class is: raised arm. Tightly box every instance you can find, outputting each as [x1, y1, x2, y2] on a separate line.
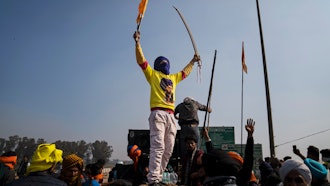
[182, 55, 200, 78]
[202, 127, 213, 153]
[293, 146, 306, 160]
[196, 100, 212, 113]
[237, 118, 255, 185]
[133, 31, 146, 65]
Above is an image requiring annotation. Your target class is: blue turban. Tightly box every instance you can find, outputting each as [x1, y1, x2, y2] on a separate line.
[304, 158, 328, 180]
[154, 56, 170, 75]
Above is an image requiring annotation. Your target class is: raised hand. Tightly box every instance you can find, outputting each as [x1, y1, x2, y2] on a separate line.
[133, 31, 140, 43]
[191, 54, 200, 63]
[202, 127, 211, 141]
[245, 118, 255, 137]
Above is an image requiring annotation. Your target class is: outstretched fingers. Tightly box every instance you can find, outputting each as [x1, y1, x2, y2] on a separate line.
[245, 118, 255, 134]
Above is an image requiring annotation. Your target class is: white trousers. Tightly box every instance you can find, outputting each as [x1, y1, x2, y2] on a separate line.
[147, 110, 177, 184]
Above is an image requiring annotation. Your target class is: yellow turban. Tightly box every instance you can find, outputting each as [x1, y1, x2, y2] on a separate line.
[27, 143, 63, 175]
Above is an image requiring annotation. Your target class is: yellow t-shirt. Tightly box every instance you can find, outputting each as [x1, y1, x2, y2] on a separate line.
[143, 64, 182, 110]
[135, 43, 194, 111]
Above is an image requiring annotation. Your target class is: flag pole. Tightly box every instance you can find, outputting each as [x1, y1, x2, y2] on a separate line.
[256, 0, 275, 157]
[240, 44, 244, 155]
[137, 22, 142, 32]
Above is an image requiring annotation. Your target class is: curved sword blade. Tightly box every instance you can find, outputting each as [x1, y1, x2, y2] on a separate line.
[173, 6, 199, 56]
[173, 6, 202, 83]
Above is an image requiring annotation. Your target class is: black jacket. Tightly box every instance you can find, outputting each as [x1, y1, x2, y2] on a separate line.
[7, 172, 67, 186]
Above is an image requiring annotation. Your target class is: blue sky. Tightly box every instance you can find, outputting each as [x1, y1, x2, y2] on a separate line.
[1, 1, 330, 161]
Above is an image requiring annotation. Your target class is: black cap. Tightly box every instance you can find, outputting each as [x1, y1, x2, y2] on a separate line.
[202, 149, 240, 177]
[320, 149, 330, 157]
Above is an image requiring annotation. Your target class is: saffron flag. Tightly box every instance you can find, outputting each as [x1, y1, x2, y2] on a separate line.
[136, 0, 149, 25]
[242, 41, 247, 74]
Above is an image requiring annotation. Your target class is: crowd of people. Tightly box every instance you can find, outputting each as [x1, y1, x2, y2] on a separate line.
[1, 123, 329, 186]
[131, 28, 330, 186]
[1, 29, 329, 186]
[0, 144, 108, 186]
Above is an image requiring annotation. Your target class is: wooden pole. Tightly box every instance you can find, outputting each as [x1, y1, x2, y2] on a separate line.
[240, 51, 244, 155]
[256, 0, 276, 157]
[203, 50, 217, 129]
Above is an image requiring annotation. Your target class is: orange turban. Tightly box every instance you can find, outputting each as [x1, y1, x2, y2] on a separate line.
[228, 151, 244, 166]
[228, 151, 258, 183]
[250, 171, 258, 183]
[0, 154, 17, 170]
[127, 145, 141, 170]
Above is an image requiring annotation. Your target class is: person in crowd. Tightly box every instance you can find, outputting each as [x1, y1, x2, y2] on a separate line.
[133, 30, 200, 186]
[83, 163, 102, 186]
[107, 161, 133, 186]
[8, 143, 67, 186]
[106, 160, 133, 186]
[227, 118, 257, 186]
[279, 159, 312, 186]
[258, 158, 273, 186]
[108, 161, 124, 183]
[94, 159, 106, 184]
[321, 149, 330, 182]
[0, 151, 17, 186]
[127, 145, 149, 186]
[180, 135, 204, 186]
[174, 96, 212, 156]
[258, 156, 283, 186]
[267, 157, 282, 186]
[59, 154, 84, 186]
[201, 127, 214, 153]
[304, 158, 330, 186]
[294, 145, 320, 162]
[202, 119, 258, 186]
[293, 145, 330, 185]
[202, 148, 241, 186]
[264, 157, 271, 164]
[270, 156, 282, 171]
[321, 149, 330, 167]
[82, 163, 92, 184]
[16, 155, 29, 178]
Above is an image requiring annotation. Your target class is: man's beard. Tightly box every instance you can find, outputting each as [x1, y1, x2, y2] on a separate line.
[60, 175, 80, 186]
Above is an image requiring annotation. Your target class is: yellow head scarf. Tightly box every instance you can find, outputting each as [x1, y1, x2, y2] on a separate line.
[27, 143, 63, 175]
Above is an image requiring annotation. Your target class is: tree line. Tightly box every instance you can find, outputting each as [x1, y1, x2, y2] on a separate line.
[0, 135, 113, 164]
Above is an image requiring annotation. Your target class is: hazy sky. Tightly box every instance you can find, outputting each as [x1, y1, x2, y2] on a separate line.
[1, 1, 330, 161]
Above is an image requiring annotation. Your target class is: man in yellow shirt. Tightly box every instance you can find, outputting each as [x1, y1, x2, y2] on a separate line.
[133, 31, 200, 186]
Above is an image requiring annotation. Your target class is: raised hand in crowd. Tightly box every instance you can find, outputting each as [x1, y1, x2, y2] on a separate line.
[245, 118, 255, 138]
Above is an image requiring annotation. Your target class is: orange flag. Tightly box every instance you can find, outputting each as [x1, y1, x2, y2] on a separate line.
[242, 41, 248, 74]
[136, 0, 149, 25]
